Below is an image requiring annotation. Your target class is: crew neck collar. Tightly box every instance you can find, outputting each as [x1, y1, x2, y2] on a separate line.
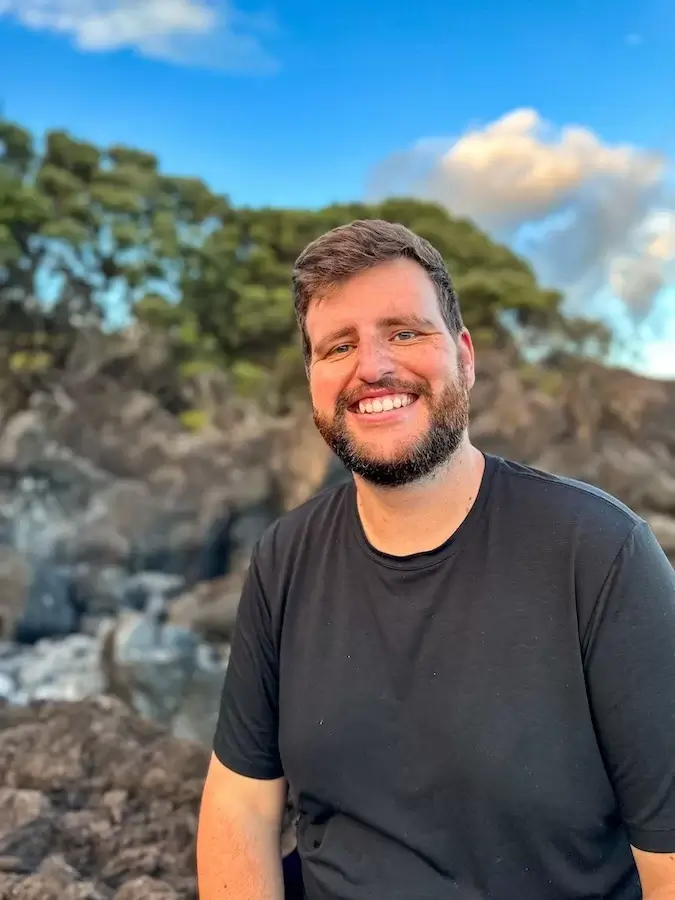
[347, 452, 501, 571]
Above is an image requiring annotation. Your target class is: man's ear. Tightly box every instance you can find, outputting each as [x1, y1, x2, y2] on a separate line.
[457, 328, 476, 390]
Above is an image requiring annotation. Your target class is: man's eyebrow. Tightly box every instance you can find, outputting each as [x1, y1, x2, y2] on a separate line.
[313, 315, 437, 355]
[314, 325, 355, 353]
[377, 314, 437, 330]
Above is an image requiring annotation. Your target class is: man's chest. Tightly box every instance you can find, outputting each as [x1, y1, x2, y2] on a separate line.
[276, 565, 604, 827]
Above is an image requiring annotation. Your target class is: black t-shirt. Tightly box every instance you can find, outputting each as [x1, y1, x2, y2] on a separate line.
[213, 453, 675, 900]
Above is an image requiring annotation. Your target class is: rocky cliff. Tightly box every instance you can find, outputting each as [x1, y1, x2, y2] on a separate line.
[0, 334, 673, 898]
[0, 328, 342, 738]
[1, 340, 674, 736]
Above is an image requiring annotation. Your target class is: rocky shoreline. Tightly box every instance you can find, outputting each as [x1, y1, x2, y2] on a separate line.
[0, 342, 674, 898]
[1, 353, 674, 742]
[0, 695, 217, 899]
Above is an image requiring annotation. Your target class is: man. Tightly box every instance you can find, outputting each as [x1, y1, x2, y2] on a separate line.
[197, 219, 675, 899]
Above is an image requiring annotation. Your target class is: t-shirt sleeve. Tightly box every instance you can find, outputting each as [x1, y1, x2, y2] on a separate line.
[211, 541, 284, 780]
[583, 518, 675, 852]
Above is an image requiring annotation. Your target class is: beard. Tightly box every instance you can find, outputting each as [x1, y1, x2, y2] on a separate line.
[312, 372, 470, 488]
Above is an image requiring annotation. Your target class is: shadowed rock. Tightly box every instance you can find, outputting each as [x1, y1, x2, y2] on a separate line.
[0, 696, 207, 898]
[0, 696, 297, 899]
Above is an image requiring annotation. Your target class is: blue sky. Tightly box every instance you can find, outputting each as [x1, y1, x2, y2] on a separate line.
[1, 0, 674, 376]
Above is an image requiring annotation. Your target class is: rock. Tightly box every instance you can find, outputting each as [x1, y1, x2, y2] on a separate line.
[647, 514, 675, 555]
[102, 609, 200, 728]
[13, 561, 81, 644]
[0, 786, 53, 841]
[0, 633, 105, 705]
[0, 546, 30, 640]
[114, 875, 182, 900]
[69, 564, 130, 619]
[0, 337, 674, 734]
[168, 573, 245, 643]
[0, 370, 308, 640]
[0, 854, 109, 899]
[122, 572, 185, 612]
[96, 603, 228, 745]
[0, 606, 226, 744]
[0, 409, 48, 467]
[0, 670, 14, 699]
[169, 643, 230, 747]
[195, 498, 283, 582]
[0, 697, 206, 897]
[0, 697, 297, 899]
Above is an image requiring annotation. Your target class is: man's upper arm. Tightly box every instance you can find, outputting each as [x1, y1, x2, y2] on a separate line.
[583, 519, 675, 855]
[212, 539, 284, 781]
[202, 751, 287, 827]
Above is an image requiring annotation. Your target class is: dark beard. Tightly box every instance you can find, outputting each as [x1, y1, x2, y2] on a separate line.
[312, 374, 470, 487]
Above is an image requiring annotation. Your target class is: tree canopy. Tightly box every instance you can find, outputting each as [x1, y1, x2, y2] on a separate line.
[0, 117, 612, 415]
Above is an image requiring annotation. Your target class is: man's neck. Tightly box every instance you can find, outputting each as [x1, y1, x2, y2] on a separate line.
[353, 440, 486, 557]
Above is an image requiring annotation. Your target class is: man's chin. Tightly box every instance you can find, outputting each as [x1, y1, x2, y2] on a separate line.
[335, 437, 428, 480]
[344, 435, 421, 464]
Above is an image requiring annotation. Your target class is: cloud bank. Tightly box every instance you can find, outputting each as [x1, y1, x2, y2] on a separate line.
[0, 0, 278, 73]
[367, 109, 675, 323]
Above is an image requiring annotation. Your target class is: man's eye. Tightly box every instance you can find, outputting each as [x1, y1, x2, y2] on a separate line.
[393, 331, 418, 341]
[328, 344, 352, 356]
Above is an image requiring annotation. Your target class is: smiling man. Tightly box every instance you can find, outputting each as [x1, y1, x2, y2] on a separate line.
[197, 220, 675, 900]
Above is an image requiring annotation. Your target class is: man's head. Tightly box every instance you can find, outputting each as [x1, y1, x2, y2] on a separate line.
[292, 219, 475, 487]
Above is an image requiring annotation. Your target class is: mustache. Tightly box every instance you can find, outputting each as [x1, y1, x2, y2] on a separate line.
[336, 377, 430, 412]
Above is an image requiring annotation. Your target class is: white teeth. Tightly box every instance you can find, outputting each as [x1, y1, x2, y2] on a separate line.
[357, 394, 415, 415]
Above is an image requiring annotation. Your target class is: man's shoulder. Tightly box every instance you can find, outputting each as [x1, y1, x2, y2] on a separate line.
[494, 455, 642, 544]
[254, 479, 353, 568]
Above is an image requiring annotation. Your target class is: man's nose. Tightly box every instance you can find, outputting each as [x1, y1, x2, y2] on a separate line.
[354, 339, 395, 383]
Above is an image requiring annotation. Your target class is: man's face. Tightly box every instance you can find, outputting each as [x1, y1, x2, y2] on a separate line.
[306, 258, 476, 487]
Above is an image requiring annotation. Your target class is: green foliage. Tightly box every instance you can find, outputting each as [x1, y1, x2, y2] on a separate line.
[0, 115, 616, 416]
[231, 360, 270, 398]
[517, 362, 564, 397]
[8, 350, 53, 373]
[0, 118, 231, 328]
[178, 409, 210, 432]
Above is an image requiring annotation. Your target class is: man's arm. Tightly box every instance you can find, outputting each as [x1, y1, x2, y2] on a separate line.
[631, 847, 675, 899]
[583, 519, 675, 897]
[197, 534, 287, 898]
[197, 752, 287, 900]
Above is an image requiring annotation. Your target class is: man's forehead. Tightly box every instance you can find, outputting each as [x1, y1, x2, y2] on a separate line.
[309, 283, 436, 326]
[311, 291, 439, 328]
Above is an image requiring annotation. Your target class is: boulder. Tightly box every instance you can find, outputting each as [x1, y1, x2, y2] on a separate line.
[168, 573, 246, 643]
[0, 697, 297, 899]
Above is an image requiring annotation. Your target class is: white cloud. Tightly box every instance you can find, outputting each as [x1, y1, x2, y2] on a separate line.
[0, 0, 278, 73]
[609, 210, 675, 313]
[367, 109, 675, 321]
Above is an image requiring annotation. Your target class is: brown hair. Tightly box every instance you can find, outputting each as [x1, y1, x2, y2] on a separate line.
[291, 218, 464, 364]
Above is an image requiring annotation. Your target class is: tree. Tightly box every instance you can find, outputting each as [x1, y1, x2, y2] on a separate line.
[0, 119, 230, 323]
[0, 117, 615, 417]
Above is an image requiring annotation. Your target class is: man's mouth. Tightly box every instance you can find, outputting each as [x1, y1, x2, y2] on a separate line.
[350, 393, 418, 415]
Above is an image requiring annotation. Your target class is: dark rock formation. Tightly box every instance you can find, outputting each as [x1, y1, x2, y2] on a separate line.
[0, 696, 208, 899]
[0, 696, 298, 899]
[168, 572, 245, 644]
[0, 368, 341, 645]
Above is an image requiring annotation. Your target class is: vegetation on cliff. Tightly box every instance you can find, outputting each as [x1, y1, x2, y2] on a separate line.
[0, 117, 612, 420]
